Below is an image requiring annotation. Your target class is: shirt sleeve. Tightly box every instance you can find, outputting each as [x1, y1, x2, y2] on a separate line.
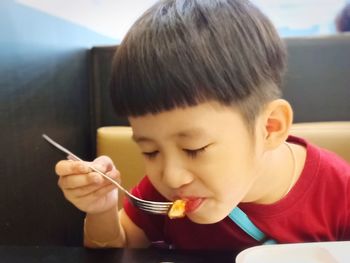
[328, 152, 350, 240]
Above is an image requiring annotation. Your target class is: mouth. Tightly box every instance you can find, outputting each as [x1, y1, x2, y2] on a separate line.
[183, 197, 205, 213]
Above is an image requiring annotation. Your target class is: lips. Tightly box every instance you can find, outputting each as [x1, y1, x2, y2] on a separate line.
[184, 198, 204, 213]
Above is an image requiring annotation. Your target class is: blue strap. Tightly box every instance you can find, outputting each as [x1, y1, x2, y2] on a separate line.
[228, 207, 276, 245]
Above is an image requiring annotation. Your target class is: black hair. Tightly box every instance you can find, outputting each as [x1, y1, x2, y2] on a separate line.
[336, 3, 350, 32]
[110, 0, 286, 130]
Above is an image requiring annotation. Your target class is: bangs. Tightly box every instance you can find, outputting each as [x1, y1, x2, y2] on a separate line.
[110, 47, 210, 117]
[110, 31, 250, 117]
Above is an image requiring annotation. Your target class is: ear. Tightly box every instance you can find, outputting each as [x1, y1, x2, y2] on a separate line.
[262, 99, 293, 150]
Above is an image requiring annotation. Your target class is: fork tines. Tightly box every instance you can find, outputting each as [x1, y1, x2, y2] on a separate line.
[129, 197, 173, 215]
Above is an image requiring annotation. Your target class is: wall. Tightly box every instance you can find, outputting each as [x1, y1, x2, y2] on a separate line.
[253, 0, 347, 36]
[0, 0, 116, 245]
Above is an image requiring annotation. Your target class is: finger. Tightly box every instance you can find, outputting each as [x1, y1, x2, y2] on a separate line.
[65, 181, 116, 198]
[82, 169, 120, 187]
[102, 168, 121, 184]
[55, 160, 90, 177]
[88, 183, 118, 199]
[72, 184, 118, 205]
[89, 161, 121, 185]
[58, 170, 118, 192]
[58, 173, 103, 190]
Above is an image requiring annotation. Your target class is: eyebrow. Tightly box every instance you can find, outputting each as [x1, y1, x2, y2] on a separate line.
[176, 128, 206, 138]
[131, 135, 153, 143]
[132, 128, 208, 143]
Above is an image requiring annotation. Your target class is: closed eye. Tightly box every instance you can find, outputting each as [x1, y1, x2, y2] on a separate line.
[184, 145, 208, 159]
[142, 151, 159, 159]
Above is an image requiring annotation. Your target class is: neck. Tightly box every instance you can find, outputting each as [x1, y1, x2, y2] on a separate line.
[244, 141, 299, 205]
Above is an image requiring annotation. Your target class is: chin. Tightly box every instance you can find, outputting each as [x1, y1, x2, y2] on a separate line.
[186, 211, 227, 224]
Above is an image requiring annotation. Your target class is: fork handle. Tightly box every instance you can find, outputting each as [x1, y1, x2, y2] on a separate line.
[42, 134, 128, 194]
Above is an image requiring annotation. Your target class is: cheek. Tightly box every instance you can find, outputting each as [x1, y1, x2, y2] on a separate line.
[191, 165, 258, 224]
[144, 162, 162, 183]
[144, 162, 156, 175]
[201, 146, 253, 178]
[199, 147, 258, 198]
[143, 160, 171, 196]
[143, 156, 163, 174]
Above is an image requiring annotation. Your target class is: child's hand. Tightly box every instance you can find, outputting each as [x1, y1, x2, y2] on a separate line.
[55, 155, 120, 214]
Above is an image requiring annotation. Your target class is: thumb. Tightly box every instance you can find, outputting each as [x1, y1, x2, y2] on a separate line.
[91, 155, 114, 172]
[91, 155, 120, 181]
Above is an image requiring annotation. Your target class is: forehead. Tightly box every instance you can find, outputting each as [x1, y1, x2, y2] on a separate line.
[129, 102, 247, 141]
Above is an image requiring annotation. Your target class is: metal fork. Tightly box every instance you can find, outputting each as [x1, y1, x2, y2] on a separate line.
[42, 134, 173, 215]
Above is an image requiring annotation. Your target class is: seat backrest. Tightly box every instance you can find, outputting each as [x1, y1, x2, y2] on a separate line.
[97, 127, 144, 206]
[290, 122, 350, 163]
[282, 34, 350, 122]
[97, 122, 350, 193]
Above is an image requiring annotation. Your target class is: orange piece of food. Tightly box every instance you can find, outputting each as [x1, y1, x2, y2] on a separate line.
[168, 199, 187, 219]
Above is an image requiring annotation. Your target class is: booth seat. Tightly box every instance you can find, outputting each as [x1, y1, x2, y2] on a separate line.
[97, 127, 144, 205]
[289, 122, 350, 163]
[97, 122, 350, 195]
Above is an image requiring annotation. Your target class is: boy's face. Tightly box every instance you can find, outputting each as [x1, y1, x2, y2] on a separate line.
[129, 101, 263, 224]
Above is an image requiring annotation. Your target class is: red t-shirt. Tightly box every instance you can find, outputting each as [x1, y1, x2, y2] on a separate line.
[123, 136, 350, 250]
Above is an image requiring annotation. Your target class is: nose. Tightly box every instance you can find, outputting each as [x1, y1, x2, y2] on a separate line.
[161, 157, 193, 189]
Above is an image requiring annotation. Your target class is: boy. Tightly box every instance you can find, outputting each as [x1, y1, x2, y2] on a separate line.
[55, 0, 350, 251]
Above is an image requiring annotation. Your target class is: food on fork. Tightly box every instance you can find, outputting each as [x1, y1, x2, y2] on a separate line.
[168, 199, 187, 219]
